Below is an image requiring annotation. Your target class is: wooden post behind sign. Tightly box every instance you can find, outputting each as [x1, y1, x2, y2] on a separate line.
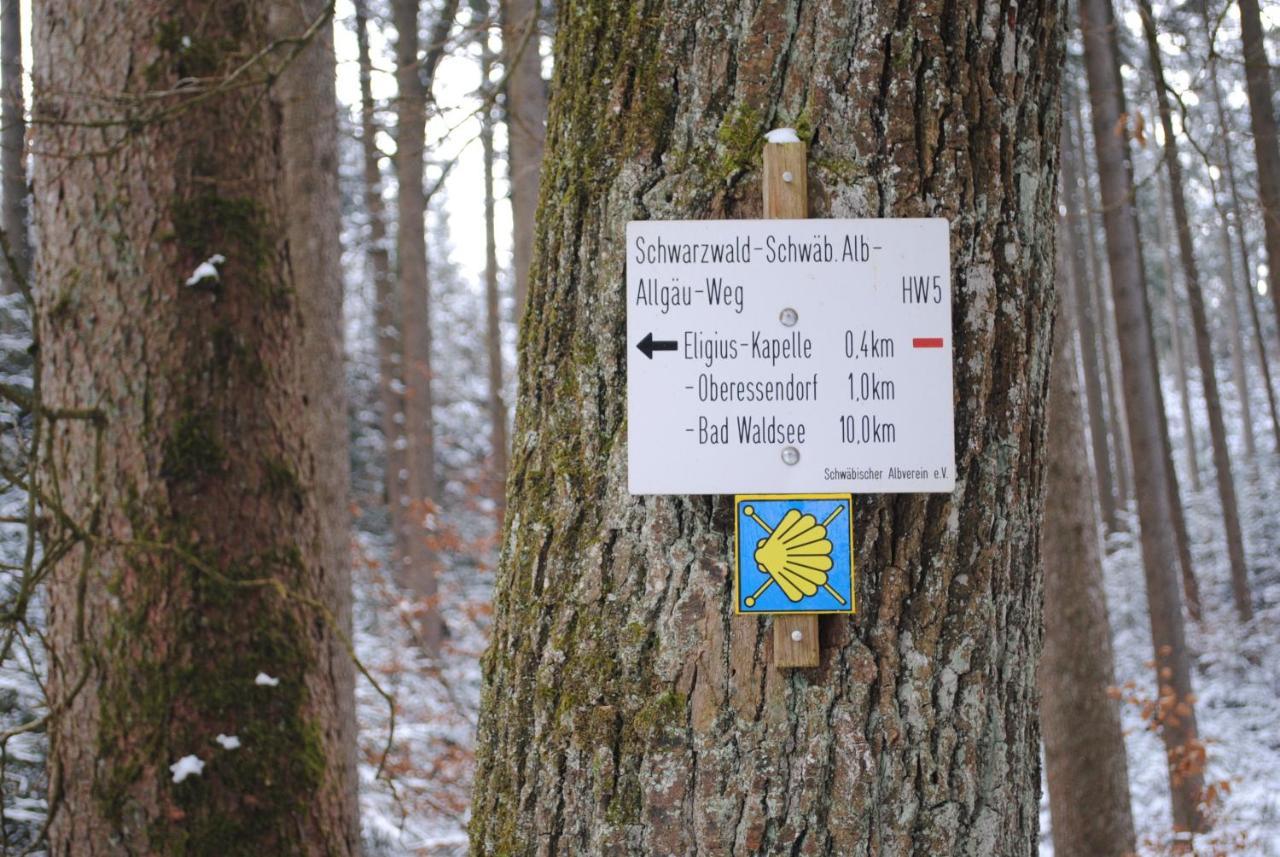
[762, 136, 820, 669]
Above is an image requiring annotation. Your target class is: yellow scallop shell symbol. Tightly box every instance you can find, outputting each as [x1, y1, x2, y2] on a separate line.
[742, 504, 847, 607]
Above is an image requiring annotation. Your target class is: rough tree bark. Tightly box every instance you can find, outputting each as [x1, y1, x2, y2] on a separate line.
[500, 0, 546, 318]
[471, 1, 1061, 854]
[1, 0, 28, 295]
[393, 0, 457, 650]
[1041, 242, 1136, 857]
[1080, 0, 1207, 836]
[1140, 0, 1252, 622]
[1237, 0, 1280, 318]
[32, 0, 359, 852]
[481, 36, 509, 519]
[355, 0, 409, 566]
[1061, 101, 1119, 533]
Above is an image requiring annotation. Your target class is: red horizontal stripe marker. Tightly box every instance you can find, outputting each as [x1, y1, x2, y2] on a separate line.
[912, 337, 945, 349]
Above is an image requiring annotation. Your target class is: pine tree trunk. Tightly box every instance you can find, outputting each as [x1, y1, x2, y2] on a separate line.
[1155, 169, 1202, 494]
[31, 1, 359, 852]
[355, 0, 410, 566]
[471, 1, 1062, 853]
[1218, 209, 1256, 462]
[1061, 101, 1119, 534]
[500, 0, 545, 319]
[393, 0, 451, 649]
[1140, 0, 1253, 622]
[1207, 34, 1280, 454]
[273, 0, 361, 834]
[1072, 86, 1132, 513]
[1079, 0, 1207, 836]
[1237, 0, 1280, 317]
[481, 34, 509, 519]
[1041, 245, 1136, 857]
[1, 0, 28, 294]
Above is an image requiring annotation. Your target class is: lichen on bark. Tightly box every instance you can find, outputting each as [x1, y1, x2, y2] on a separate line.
[472, 1, 1064, 855]
[31, 0, 358, 853]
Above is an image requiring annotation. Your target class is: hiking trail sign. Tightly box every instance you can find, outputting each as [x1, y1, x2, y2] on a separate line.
[626, 217, 955, 496]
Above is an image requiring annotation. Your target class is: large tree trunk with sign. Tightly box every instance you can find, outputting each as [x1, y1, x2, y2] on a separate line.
[470, 1, 1061, 854]
[32, 0, 360, 852]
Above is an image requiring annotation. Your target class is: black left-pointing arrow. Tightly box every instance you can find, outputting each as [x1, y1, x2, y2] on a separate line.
[637, 332, 679, 359]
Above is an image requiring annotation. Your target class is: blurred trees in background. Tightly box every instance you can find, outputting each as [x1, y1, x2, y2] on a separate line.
[1, 0, 1279, 852]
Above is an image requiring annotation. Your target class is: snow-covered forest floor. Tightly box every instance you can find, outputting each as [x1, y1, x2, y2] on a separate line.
[5, 280, 1280, 853]
[353, 524, 491, 855]
[1040, 376, 1280, 856]
[354, 377, 1280, 855]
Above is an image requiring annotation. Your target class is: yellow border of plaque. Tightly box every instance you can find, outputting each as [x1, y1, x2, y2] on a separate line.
[733, 494, 856, 615]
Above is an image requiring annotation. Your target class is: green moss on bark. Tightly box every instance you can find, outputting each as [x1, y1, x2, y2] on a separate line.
[163, 410, 226, 481]
[94, 532, 327, 856]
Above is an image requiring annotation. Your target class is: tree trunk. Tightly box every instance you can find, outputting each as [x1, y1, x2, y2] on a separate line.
[1140, 0, 1253, 622]
[1, 0, 28, 294]
[1061, 100, 1119, 534]
[1218, 208, 1257, 462]
[1237, 0, 1280, 319]
[1072, 86, 1132, 513]
[1206, 26, 1280, 454]
[471, 1, 1061, 854]
[1041, 241, 1137, 857]
[481, 40, 509, 520]
[31, 1, 359, 852]
[1079, 0, 1207, 837]
[500, 0, 545, 319]
[1155, 168, 1202, 493]
[355, 0, 410, 569]
[394, 0, 456, 650]
[273, 0, 361, 836]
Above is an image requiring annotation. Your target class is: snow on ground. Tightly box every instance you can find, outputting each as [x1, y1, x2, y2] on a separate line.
[1042, 371, 1280, 855]
[354, 525, 493, 856]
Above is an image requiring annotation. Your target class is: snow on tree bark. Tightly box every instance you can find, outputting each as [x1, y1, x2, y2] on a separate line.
[31, 1, 359, 852]
[471, 1, 1063, 853]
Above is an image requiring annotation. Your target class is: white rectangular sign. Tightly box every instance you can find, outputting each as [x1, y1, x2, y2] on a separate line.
[626, 218, 955, 495]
